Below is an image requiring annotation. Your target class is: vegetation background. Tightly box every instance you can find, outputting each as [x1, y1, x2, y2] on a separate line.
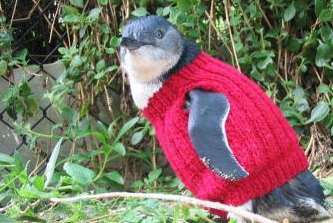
[0, 0, 333, 222]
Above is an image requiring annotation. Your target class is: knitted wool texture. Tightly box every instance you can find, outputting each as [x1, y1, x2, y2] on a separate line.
[142, 52, 308, 215]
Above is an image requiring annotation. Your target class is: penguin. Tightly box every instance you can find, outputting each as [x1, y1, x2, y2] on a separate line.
[119, 15, 331, 223]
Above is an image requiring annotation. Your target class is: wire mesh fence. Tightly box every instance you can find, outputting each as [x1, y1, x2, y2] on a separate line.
[0, 1, 72, 166]
[1, 1, 118, 171]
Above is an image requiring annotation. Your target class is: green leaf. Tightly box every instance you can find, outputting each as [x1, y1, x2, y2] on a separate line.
[70, 55, 82, 67]
[63, 162, 95, 185]
[228, 218, 238, 223]
[106, 65, 118, 73]
[14, 49, 28, 63]
[0, 214, 16, 223]
[162, 7, 171, 16]
[0, 16, 6, 23]
[97, 0, 109, 5]
[96, 59, 106, 72]
[88, 8, 101, 22]
[109, 36, 121, 47]
[131, 131, 144, 145]
[315, 0, 325, 16]
[115, 117, 139, 142]
[257, 57, 273, 70]
[105, 171, 124, 184]
[94, 72, 105, 80]
[19, 81, 32, 97]
[102, 144, 112, 156]
[100, 24, 110, 34]
[148, 168, 162, 183]
[16, 215, 46, 223]
[0, 192, 9, 203]
[0, 152, 14, 164]
[318, 84, 331, 94]
[105, 48, 115, 54]
[63, 14, 81, 23]
[33, 176, 45, 191]
[91, 131, 107, 144]
[112, 142, 126, 156]
[177, 0, 195, 10]
[319, 9, 333, 22]
[131, 180, 144, 190]
[305, 101, 330, 124]
[295, 98, 309, 113]
[70, 0, 84, 8]
[315, 43, 333, 67]
[63, 5, 80, 15]
[18, 184, 54, 199]
[0, 32, 12, 48]
[286, 37, 303, 53]
[0, 60, 8, 76]
[283, 2, 296, 22]
[320, 26, 333, 42]
[293, 86, 305, 98]
[107, 120, 117, 138]
[44, 137, 64, 187]
[131, 7, 148, 17]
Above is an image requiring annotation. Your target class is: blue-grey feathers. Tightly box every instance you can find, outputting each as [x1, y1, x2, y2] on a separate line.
[187, 89, 248, 180]
[254, 170, 330, 222]
[122, 16, 183, 56]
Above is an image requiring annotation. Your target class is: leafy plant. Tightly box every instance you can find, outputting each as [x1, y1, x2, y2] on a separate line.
[0, 0, 333, 222]
[1, 81, 38, 121]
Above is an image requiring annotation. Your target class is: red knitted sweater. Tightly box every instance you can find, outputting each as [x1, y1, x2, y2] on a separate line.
[142, 52, 308, 215]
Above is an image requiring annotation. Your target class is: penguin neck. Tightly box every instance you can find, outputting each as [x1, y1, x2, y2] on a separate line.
[129, 40, 200, 110]
[160, 40, 200, 81]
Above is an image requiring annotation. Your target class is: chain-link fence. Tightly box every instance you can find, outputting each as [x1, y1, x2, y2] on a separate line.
[1, 0, 117, 171]
[0, 1, 68, 167]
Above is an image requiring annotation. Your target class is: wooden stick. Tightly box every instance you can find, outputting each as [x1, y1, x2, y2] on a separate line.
[204, 11, 234, 61]
[9, 0, 18, 27]
[11, 0, 41, 22]
[50, 192, 278, 223]
[224, 0, 241, 71]
[49, 0, 61, 43]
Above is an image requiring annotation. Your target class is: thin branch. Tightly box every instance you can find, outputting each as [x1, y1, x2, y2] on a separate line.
[0, 202, 14, 213]
[104, 85, 114, 118]
[284, 50, 288, 80]
[204, 11, 234, 60]
[9, 0, 18, 28]
[30, 158, 47, 177]
[208, 0, 214, 50]
[255, 0, 273, 29]
[11, 0, 41, 22]
[31, 0, 62, 40]
[50, 192, 278, 223]
[224, 0, 241, 71]
[15, 64, 42, 77]
[49, 0, 61, 43]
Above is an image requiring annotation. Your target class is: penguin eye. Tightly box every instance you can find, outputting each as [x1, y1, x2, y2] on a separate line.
[154, 29, 164, 39]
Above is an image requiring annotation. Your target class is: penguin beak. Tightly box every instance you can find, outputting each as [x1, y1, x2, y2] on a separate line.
[120, 37, 148, 50]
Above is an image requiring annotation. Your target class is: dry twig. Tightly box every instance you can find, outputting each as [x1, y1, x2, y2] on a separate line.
[51, 192, 278, 223]
[9, 0, 18, 27]
[223, 0, 241, 71]
[49, 0, 61, 43]
[204, 11, 234, 61]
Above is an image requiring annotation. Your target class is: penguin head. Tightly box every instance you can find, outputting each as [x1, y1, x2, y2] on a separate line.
[120, 16, 184, 82]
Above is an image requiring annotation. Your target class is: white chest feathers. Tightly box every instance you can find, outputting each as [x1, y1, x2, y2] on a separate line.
[122, 46, 179, 83]
[121, 46, 179, 110]
[128, 77, 162, 109]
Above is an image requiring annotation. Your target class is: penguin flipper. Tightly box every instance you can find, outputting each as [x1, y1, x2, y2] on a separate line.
[187, 89, 248, 181]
